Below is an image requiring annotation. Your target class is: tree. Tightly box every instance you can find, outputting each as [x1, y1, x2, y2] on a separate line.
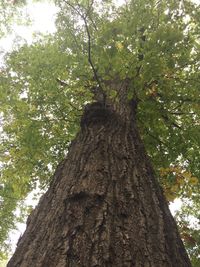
[0, 0, 200, 265]
[7, 99, 192, 266]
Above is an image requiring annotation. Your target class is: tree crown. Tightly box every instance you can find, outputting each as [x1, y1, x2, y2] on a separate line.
[0, 0, 200, 263]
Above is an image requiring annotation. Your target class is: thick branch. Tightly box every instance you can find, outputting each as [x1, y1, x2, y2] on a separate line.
[83, 16, 106, 103]
[64, 0, 106, 104]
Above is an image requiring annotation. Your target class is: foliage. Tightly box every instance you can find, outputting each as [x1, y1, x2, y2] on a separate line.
[175, 199, 200, 267]
[0, 0, 200, 263]
[160, 166, 199, 202]
[0, 0, 29, 37]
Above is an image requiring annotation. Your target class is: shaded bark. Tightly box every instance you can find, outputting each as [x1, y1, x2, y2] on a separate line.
[8, 90, 191, 266]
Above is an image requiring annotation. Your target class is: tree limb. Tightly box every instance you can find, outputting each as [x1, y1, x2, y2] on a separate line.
[64, 0, 106, 104]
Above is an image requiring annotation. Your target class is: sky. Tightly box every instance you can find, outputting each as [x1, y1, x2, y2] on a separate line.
[0, 0, 57, 60]
[0, 0, 199, 264]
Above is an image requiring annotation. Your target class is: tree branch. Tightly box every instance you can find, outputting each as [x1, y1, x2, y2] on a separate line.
[169, 112, 195, 116]
[64, 0, 106, 104]
[56, 78, 69, 87]
[161, 114, 182, 130]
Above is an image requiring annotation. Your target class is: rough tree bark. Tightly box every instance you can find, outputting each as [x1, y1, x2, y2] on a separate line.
[8, 80, 191, 267]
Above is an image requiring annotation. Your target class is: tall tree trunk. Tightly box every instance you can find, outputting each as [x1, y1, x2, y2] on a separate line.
[8, 83, 191, 266]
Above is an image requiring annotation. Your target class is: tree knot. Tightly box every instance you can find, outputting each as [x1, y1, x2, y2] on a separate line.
[81, 102, 115, 128]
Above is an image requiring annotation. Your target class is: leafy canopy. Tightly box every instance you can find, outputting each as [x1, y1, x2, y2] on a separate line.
[0, 0, 200, 264]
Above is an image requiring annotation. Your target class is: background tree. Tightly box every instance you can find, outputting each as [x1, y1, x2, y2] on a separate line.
[0, 0, 200, 265]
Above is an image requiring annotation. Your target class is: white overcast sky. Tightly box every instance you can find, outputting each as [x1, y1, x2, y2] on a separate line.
[0, 0, 58, 60]
[0, 0, 199, 265]
[1, 0, 199, 55]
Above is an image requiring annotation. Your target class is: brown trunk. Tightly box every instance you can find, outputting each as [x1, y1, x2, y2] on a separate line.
[8, 90, 191, 266]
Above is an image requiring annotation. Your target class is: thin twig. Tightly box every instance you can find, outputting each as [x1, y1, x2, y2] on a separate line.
[161, 114, 182, 130]
[169, 112, 195, 115]
[56, 78, 68, 87]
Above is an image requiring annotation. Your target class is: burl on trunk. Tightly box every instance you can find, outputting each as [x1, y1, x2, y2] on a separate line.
[8, 94, 191, 266]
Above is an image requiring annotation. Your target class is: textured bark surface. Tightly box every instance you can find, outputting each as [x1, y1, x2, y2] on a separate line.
[8, 92, 191, 266]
